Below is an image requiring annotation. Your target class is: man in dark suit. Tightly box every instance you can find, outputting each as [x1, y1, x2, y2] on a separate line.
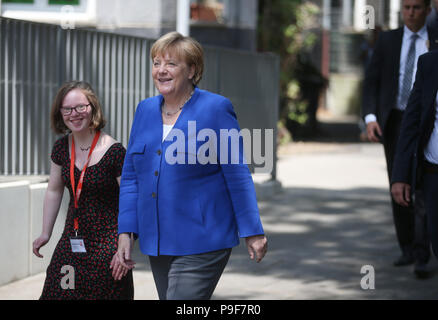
[391, 49, 438, 265]
[363, 0, 438, 276]
[426, 0, 438, 29]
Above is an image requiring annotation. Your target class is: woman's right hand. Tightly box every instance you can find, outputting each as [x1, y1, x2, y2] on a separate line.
[117, 233, 134, 267]
[33, 234, 50, 258]
[111, 233, 135, 280]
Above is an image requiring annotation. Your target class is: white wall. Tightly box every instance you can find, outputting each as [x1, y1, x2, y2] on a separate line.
[0, 180, 67, 286]
[0, 182, 30, 286]
[1, 0, 258, 40]
[95, 0, 175, 39]
[95, 0, 161, 29]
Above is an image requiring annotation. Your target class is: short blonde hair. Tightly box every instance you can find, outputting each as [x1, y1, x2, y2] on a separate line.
[150, 32, 204, 86]
[50, 81, 106, 135]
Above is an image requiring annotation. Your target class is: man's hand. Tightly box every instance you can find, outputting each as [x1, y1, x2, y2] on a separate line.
[366, 121, 383, 142]
[391, 182, 411, 207]
[245, 235, 267, 263]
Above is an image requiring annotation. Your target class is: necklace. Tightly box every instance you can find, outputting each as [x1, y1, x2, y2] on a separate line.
[162, 90, 194, 116]
[80, 146, 91, 152]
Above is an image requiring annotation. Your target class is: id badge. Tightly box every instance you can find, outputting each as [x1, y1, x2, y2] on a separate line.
[70, 237, 87, 253]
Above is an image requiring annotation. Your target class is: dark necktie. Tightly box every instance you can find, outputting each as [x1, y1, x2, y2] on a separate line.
[400, 34, 418, 110]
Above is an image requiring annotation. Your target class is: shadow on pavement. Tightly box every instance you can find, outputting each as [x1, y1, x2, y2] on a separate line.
[291, 118, 363, 144]
[129, 155, 438, 299]
[218, 186, 438, 299]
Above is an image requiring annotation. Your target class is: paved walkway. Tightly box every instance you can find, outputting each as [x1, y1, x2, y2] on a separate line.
[1, 142, 437, 300]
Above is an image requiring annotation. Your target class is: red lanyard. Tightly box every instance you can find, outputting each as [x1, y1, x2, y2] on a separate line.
[70, 131, 101, 235]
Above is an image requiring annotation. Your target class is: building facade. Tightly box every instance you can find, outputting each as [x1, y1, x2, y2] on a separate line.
[0, 0, 258, 51]
[307, 0, 402, 116]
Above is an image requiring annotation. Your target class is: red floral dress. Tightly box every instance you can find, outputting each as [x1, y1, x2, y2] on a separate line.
[40, 135, 134, 300]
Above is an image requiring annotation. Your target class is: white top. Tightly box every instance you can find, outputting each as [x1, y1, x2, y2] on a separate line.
[365, 25, 429, 124]
[162, 124, 174, 142]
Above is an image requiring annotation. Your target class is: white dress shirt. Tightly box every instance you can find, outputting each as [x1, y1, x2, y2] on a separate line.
[365, 25, 429, 124]
[162, 124, 173, 142]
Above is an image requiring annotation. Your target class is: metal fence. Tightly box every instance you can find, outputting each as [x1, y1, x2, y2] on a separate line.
[0, 17, 279, 178]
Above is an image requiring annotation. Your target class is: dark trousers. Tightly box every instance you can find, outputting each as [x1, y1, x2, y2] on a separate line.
[423, 169, 438, 259]
[384, 110, 430, 263]
[149, 248, 232, 300]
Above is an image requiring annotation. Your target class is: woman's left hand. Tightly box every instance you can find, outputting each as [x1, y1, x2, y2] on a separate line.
[245, 235, 268, 263]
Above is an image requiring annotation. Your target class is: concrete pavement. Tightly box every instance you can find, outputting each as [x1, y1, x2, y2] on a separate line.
[1, 141, 437, 300]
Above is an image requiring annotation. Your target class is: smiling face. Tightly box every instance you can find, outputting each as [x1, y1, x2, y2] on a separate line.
[402, 0, 431, 32]
[152, 50, 195, 100]
[61, 88, 93, 133]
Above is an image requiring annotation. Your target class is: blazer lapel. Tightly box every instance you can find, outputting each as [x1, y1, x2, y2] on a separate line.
[154, 95, 164, 144]
[421, 61, 438, 150]
[425, 61, 438, 109]
[391, 28, 404, 98]
[394, 28, 403, 67]
[420, 28, 438, 116]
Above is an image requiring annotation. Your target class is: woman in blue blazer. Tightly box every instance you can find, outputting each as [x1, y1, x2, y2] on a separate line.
[111, 32, 267, 300]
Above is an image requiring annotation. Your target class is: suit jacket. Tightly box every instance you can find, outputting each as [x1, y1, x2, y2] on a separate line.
[427, 7, 438, 31]
[118, 87, 265, 256]
[362, 26, 438, 139]
[391, 50, 438, 190]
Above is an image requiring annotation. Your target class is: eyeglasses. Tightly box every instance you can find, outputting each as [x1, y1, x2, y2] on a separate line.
[60, 104, 91, 115]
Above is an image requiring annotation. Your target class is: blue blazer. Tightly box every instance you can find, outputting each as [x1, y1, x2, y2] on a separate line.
[118, 87, 264, 256]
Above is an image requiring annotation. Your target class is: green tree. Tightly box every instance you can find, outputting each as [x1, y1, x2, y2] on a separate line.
[258, 0, 326, 139]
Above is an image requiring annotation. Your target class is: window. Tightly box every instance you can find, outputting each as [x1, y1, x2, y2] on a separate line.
[2, 0, 34, 3]
[190, 0, 225, 24]
[48, 0, 79, 5]
[331, 0, 341, 8]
